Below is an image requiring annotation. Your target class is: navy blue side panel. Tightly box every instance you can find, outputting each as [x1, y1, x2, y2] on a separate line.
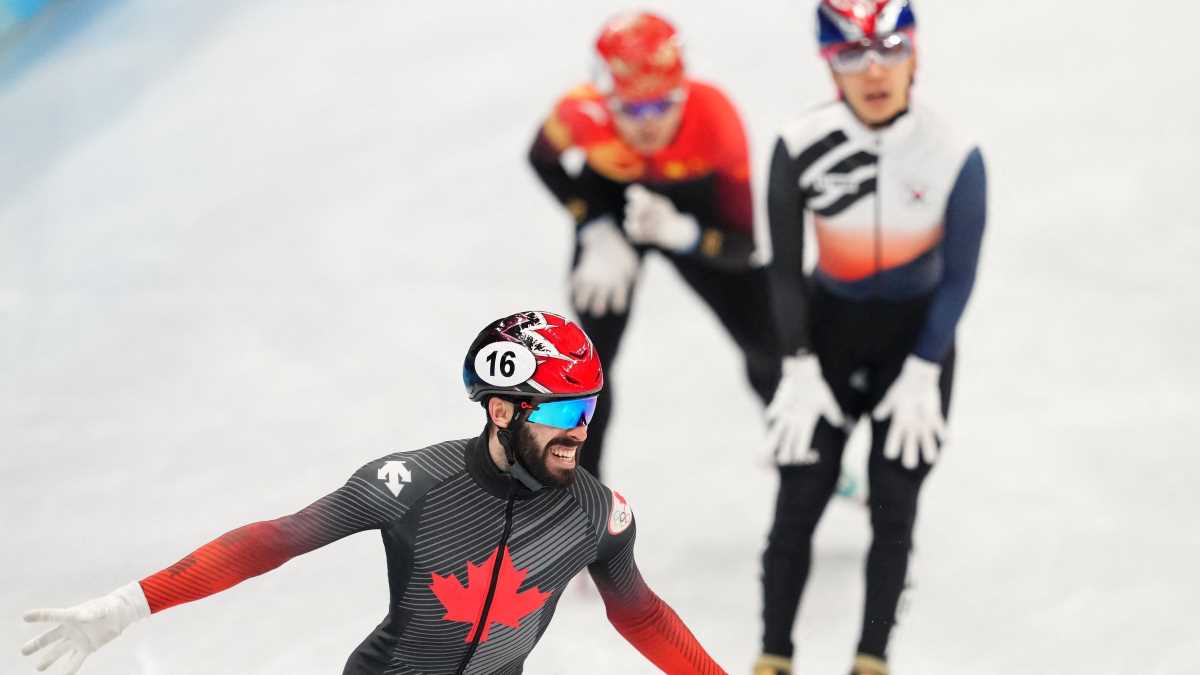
[913, 147, 987, 361]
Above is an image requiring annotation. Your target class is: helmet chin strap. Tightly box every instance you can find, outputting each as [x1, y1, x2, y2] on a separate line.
[497, 412, 546, 493]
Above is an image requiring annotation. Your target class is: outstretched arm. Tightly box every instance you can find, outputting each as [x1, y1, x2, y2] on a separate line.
[21, 458, 408, 672]
[140, 463, 404, 611]
[588, 496, 725, 675]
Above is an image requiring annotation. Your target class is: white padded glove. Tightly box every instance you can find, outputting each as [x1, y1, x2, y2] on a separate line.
[21, 581, 150, 674]
[872, 355, 946, 470]
[763, 354, 845, 466]
[571, 218, 640, 317]
[623, 184, 700, 253]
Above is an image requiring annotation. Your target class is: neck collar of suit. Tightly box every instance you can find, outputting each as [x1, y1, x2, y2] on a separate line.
[840, 101, 917, 146]
[466, 429, 544, 501]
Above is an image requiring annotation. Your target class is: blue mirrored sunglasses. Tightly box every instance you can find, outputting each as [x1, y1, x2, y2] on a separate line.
[520, 396, 598, 430]
[609, 88, 686, 119]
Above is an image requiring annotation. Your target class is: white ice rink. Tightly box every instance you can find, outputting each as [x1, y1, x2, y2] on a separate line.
[3, 1, 1199, 673]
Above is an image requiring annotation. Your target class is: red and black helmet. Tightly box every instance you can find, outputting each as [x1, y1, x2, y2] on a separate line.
[463, 311, 603, 402]
[594, 11, 685, 102]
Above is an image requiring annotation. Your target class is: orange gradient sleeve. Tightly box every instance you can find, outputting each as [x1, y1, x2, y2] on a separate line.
[140, 518, 328, 613]
[140, 468, 402, 613]
[601, 582, 727, 675]
[589, 504, 725, 674]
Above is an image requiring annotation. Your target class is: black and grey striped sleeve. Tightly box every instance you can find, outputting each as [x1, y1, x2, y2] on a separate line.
[141, 440, 467, 613]
[767, 135, 813, 355]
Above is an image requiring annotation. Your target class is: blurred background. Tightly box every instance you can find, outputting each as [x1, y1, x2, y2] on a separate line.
[3, 1, 1198, 673]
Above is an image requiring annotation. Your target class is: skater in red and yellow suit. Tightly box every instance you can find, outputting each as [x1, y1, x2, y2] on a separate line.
[528, 11, 780, 480]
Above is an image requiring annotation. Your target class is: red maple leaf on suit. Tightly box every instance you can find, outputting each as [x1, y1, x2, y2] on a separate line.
[429, 546, 550, 643]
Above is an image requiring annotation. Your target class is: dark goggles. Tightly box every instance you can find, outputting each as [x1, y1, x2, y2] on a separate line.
[520, 396, 598, 430]
[609, 88, 686, 119]
[824, 32, 913, 74]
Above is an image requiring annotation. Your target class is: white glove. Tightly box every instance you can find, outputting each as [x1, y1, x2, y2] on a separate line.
[21, 581, 150, 674]
[622, 184, 700, 253]
[763, 354, 845, 465]
[872, 355, 946, 470]
[571, 218, 640, 317]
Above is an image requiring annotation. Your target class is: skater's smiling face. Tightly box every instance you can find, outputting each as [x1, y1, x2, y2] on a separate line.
[486, 397, 588, 488]
[515, 419, 585, 487]
[828, 35, 917, 127]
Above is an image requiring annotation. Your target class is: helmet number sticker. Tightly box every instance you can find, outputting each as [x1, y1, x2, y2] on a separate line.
[475, 342, 536, 387]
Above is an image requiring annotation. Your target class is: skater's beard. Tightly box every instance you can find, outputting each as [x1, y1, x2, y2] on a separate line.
[515, 422, 582, 488]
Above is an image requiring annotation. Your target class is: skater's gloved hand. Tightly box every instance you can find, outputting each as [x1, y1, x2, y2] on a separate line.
[763, 353, 845, 465]
[21, 581, 149, 674]
[872, 355, 946, 470]
[622, 184, 700, 253]
[571, 217, 639, 317]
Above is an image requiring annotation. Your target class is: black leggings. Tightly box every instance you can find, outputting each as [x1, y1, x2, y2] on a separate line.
[574, 251, 780, 480]
[761, 287, 955, 660]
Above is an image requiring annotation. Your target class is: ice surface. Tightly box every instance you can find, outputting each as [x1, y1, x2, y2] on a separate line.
[3, 1, 1199, 673]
